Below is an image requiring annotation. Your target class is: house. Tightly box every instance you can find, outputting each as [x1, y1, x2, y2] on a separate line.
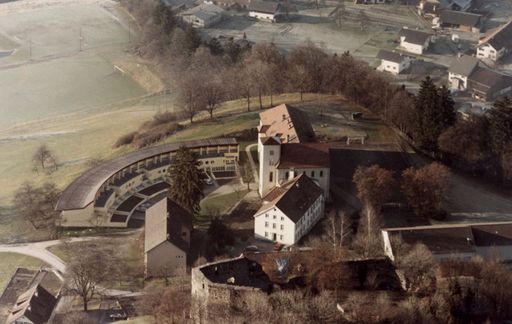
[180, 3, 225, 28]
[418, 0, 472, 17]
[477, 20, 512, 62]
[144, 197, 193, 277]
[248, 0, 281, 22]
[448, 54, 479, 90]
[1, 269, 62, 324]
[436, 10, 482, 33]
[448, 55, 512, 100]
[162, 0, 197, 11]
[257, 104, 330, 198]
[377, 49, 412, 75]
[398, 28, 432, 54]
[205, 0, 249, 10]
[382, 222, 512, 261]
[467, 66, 512, 101]
[254, 174, 325, 245]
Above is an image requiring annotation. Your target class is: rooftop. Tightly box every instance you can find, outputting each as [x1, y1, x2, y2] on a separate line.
[399, 28, 432, 45]
[259, 104, 315, 144]
[180, 2, 224, 19]
[145, 197, 193, 253]
[469, 66, 512, 90]
[56, 138, 237, 211]
[377, 49, 410, 64]
[248, 0, 280, 14]
[479, 19, 512, 51]
[439, 10, 481, 27]
[448, 55, 479, 76]
[277, 142, 330, 169]
[257, 174, 324, 223]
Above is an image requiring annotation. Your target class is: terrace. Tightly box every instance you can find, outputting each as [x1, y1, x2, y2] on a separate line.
[94, 189, 114, 208]
[116, 196, 144, 213]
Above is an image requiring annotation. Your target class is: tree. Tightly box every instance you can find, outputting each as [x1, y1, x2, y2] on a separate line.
[168, 146, 204, 216]
[323, 209, 351, 258]
[241, 162, 254, 190]
[288, 42, 328, 94]
[176, 71, 206, 123]
[488, 96, 512, 155]
[203, 74, 224, 119]
[152, 2, 177, 35]
[207, 217, 234, 254]
[32, 144, 57, 172]
[411, 77, 456, 152]
[395, 242, 437, 293]
[352, 165, 395, 257]
[67, 251, 109, 312]
[438, 116, 489, 164]
[13, 182, 60, 233]
[502, 144, 512, 181]
[401, 162, 451, 219]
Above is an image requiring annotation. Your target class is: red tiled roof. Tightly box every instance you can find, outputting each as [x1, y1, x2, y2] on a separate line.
[259, 104, 315, 144]
[277, 143, 330, 169]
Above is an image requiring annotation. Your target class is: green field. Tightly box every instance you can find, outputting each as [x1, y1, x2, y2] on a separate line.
[0, 253, 45, 293]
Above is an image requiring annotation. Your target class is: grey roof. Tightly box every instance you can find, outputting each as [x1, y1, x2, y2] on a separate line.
[448, 55, 479, 76]
[399, 28, 432, 45]
[145, 197, 193, 253]
[56, 138, 237, 211]
[377, 50, 409, 64]
[469, 66, 512, 89]
[479, 20, 512, 51]
[257, 174, 323, 223]
[439, 10, 481, 27]
[384, 222, 512, 255]
[248, 0, 280, 14]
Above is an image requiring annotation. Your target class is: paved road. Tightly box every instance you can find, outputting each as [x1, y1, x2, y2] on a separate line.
[245, 143, 259, 186]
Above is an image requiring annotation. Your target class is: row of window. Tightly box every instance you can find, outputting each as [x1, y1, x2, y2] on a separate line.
[264, 232, 283, 241]
[265, 214, 284, 221]
[269, 170, 326, 183]
[264, 222, 285, 231]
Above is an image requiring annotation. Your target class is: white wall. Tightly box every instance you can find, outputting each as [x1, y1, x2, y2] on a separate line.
[254, 207, 296, 245]
[400, 37, 429, 55]
[258, 139, 280, 197]
[249, 11, 275, 21]
[448, 72, 469, 90]
[477, 44, 505, 62]
[276, 168, 330, 199]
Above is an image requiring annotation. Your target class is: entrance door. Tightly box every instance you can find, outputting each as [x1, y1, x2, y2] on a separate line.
[273, 233, 277, 241]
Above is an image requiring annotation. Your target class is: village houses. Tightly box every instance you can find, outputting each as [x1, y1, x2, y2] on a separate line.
[398, 28, 432, 55]
[377, 49, 412, 75]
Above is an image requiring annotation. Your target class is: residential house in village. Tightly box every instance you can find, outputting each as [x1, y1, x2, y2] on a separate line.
[254, 174, 325, 245]
[354, 0, 387, 4]
[205, 0, 249, 10]
[256, 104, 330, 245]
[144, 197, 193, 277]
[377, 49, 412, 75]
[248, 1, 281, 21]
[448, 55, 512, 101]
[382, 222, 512, 261]
[435, 10, 482, 33]
[398, 28, 432, 54]
[418, 0, 472, 17]
[180, 3, 225, 28]
[477, 20, 512, 62]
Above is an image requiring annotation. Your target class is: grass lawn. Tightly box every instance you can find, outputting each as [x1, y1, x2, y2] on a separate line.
[48, 234, 144, 290]
[198, 190, 250, 226]
[0, 253, 45, 293]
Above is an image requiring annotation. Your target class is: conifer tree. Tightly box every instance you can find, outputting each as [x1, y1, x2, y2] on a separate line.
[488, 97, 512, 155]
[168, 146, 203, 216]
[412, 77, 455, 153]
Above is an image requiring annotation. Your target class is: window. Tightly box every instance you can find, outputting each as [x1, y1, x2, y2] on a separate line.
[280, 224, 284, 230]
[320, 170, 323, 177]
[273, 215, 276, 219]
[205, 161, 209, 164]
[285, 171, 289, 179]
[269, 172, 273, 182]
[280, 235, 283, 240]
[311, 171, 315, 177]
[273, 223, 276, 229]
[280, 216, 284, 221]
[270, 150, 274, 156]
[265, 214, 268, 218]
[265, 232, 268, 237]
[265, 221, 268, 227]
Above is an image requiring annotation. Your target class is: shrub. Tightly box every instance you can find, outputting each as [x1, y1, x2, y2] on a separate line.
[113, 131, 138, 148]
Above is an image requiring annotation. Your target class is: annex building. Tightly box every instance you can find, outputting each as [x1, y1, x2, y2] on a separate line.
[55, 138, 239, 228]
[255, 104, 329, 245]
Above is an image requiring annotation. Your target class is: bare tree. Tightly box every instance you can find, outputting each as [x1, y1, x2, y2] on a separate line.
[241, 162, 254, 190]
[323, 209, 351, 258]
[67, 251, 110, 312]
[395, 243, 437, 294]
[32, 144, 57, 172]
[176, 71, 206, 123]
[13, 182, 60, 234]
[203, 74, 225, 119]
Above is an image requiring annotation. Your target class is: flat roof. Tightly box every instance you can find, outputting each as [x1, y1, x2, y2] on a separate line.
[56, 138, 237, 211]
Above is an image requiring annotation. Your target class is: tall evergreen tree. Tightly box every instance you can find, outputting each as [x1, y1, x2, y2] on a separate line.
[488, 97, 512, 155]
[168, 146, 203, 216]
[153, 3, 177, 35]
[412, 77, 455, 152]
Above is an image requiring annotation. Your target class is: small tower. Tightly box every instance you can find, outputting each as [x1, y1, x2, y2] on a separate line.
[258, 136, 281, 197]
